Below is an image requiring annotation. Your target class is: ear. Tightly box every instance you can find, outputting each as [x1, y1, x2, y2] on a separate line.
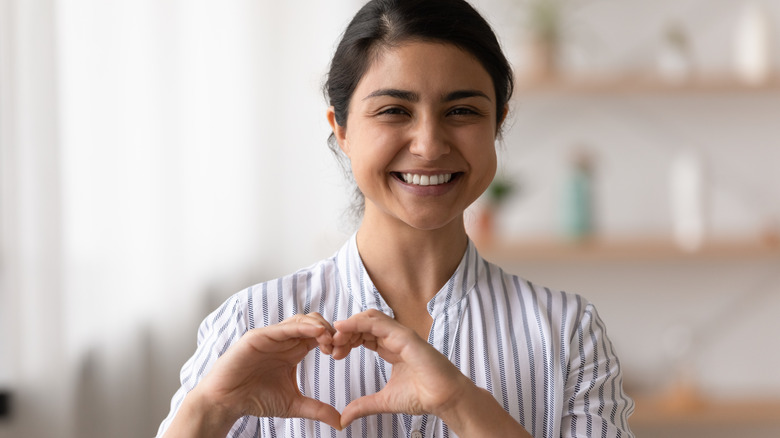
[326, 106, 350, 156]
[497, 104, 509, 131]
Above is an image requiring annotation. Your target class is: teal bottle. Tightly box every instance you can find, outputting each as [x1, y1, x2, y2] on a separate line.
[563, 150, 594, 242]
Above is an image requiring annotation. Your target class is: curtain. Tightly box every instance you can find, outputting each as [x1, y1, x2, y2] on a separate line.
[1, 1, 360, 437]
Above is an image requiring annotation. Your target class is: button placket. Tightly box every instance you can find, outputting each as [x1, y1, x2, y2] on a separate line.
[406, 414, 427, 438]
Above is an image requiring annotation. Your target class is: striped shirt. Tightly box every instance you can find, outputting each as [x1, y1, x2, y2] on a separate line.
[157, 234, 634, 438]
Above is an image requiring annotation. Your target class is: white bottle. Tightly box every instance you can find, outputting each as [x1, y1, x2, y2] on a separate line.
[734, 1, 772, 85]
[670, 150, 706, 252]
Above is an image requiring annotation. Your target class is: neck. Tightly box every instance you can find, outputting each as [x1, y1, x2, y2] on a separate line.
[355, 210, 469, 306]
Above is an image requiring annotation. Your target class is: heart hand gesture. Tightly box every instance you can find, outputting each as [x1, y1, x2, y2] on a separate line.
[163, 311, 529, 438]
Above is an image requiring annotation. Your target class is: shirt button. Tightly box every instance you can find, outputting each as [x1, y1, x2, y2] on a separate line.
[411, 431, 423, 438]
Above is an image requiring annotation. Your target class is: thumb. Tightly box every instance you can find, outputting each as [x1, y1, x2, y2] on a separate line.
[295, 397, 344, 431]
[340, 393, 387, 429]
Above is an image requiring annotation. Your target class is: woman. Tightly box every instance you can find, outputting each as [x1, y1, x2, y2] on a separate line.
[157, 0, 634, 437]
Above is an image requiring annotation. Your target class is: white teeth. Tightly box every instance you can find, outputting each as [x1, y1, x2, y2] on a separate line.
[401, 173, 453, 186]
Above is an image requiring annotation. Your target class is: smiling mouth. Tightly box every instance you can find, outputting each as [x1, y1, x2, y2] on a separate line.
[393, 172, 459, 186]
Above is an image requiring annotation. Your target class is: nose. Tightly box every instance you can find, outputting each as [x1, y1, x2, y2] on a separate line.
[408, 116, 450, 161]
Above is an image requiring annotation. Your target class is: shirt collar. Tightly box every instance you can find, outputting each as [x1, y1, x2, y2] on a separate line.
[336, 233, 483, 318]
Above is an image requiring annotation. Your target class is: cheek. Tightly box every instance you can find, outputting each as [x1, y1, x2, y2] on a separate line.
[469, 136, 498, 183]
[347, 130, 397, 175]
[346, 148, 385, 195]
[479, 153, 498, 191]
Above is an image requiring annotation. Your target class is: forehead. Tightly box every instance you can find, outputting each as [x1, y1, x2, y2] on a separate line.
[353, 41, 495, 100]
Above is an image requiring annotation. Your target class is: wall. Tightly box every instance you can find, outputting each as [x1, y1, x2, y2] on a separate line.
[1, 1, 361, 437]
[0, 0, 71, 436]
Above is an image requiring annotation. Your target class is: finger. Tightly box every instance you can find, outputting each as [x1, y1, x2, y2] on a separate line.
[318, 338, 334, 356]
[335, 311, 415, 355]
[271, 321, 326, 340]
[334, 309, 396, 338]
[332, 330, 369, 348]
[290, 313, 335, 335]
[361, 338, 378, 352]
[282, 313, 335, 335]
[243, 323, 326, 355]
[284, 313, 338, 354]
[302, 313, 337, 354]
[330, 331, 373, 360]
[293, 397, 344, 431]
[340, 393, 388, 429]
[330, 336, 360, 360]
[304, 312, 336, 334]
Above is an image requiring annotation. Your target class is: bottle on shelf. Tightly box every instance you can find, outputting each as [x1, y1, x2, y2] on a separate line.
[562, 147, 596, 243]
[669, 149, 707, 252]
[734, 1, 773, 85]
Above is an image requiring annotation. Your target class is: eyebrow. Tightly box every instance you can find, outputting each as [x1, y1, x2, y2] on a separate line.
[363, 88, 492, 102]
[443, 90, 491, 102]
[364, 89, 419, 102]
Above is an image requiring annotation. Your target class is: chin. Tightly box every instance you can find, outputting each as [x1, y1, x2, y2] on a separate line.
[401, 213, 463, 233]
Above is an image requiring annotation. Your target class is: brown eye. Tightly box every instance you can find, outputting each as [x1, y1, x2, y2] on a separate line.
[378, 107, 409, 116]
[448, 107, 478, 116]
[448, 106, 488, 119]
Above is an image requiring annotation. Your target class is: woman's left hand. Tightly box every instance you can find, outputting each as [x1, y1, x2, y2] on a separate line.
[331, 309, 532, 437]
[331, 309, 471, 428]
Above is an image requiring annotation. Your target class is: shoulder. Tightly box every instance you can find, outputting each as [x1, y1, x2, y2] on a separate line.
[477, 254, 592, 325]
[200, 237, 357, 339]
[226, 252, 344, 330]
[249, 252, 341, 297]
[485, 262, 620, 358]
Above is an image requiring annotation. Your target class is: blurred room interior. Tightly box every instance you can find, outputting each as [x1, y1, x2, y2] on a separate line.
[1, 0, 779, 437]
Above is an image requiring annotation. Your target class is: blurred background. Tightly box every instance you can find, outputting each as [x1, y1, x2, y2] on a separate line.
[1, 0, 779, 437]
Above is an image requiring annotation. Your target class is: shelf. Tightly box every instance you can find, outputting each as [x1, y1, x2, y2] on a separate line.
[475, 237, 780, 263]
[633, 398, 780, 427]
[631, 386, 780, 427]
[514, 74, 780, 96]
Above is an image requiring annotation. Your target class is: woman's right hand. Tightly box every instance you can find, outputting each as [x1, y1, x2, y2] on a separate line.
[163, 313, 342, 437]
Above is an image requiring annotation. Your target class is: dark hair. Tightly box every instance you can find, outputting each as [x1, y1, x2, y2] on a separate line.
[324, 0, 514, 221]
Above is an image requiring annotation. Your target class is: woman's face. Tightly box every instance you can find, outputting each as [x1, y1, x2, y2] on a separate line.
[328, 41, 502, 232]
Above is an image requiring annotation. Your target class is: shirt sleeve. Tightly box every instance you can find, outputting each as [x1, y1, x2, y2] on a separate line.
[561, 302, 635, 438]
[155, 292, 250, 438]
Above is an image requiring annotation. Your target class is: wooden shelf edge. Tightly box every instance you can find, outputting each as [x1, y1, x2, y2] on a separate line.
[514, 74, 780, 96]
[631, 396, 780, 426]
[474, 237, 780, 262]
[628, 383, 780, 426]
